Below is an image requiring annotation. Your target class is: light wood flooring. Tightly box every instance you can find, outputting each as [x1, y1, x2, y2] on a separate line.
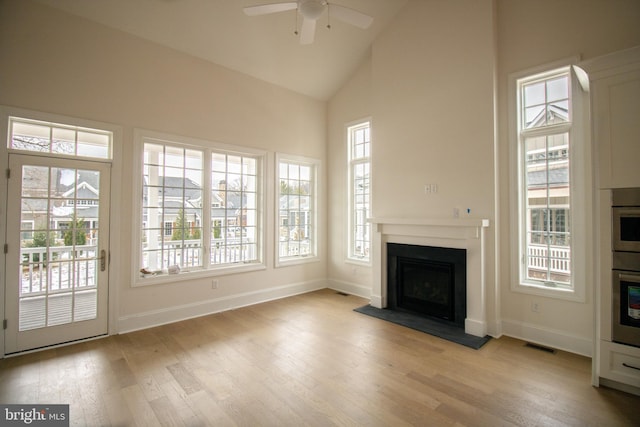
[1, 289, 639, 426]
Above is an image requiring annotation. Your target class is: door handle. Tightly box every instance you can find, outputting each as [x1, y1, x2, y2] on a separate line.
[100, 249, 106, 272]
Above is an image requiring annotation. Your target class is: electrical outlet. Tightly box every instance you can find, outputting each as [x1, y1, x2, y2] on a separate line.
[212, 279, 219, 289]
[531, 302, 540, 313]
[424, 184, 438, 194]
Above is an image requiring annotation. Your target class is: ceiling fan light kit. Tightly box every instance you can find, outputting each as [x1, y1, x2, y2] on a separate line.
[243, 0, 373, 45]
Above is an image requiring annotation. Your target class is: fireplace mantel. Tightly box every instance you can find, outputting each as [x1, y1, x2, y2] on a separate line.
[370, 217, 490, 337]
[371, 217, 490, 227]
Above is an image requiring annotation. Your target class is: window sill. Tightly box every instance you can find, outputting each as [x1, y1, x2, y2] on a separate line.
[511, 281, 585, 303]
[346, 257, 371, 267]
[133, 262, 266, 287]
[275, 255, 320, 268]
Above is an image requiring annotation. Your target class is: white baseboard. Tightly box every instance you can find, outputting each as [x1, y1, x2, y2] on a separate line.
[117, 281, 592, 358]
[501, 318, 592, 357]
[486, 318, 503, 339]
[326, 279, 371, 299]
[598, 377, 640, 397]
[118, 279, 327, 334]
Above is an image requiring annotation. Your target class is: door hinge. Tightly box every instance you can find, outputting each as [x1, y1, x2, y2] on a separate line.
[3, 319, 6, 330]
[6, 168, 10, 179]
[3, 243, 7, 254]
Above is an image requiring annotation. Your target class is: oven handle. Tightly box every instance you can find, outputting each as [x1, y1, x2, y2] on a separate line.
[616, 272, 640, 283]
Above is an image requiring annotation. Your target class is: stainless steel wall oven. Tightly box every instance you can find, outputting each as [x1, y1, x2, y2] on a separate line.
[612, 188, 640, 348]
[613, 188, 640, 252]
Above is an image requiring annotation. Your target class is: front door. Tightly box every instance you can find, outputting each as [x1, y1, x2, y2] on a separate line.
[4, 154, 110, 354]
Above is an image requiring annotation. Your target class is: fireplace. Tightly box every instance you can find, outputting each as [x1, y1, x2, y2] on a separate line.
[370, 217, 490, 337]
[387, 243, 466, 328]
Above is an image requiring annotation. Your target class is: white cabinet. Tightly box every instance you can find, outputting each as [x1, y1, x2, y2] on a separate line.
[588, 47, 640, 189]
[599, 341, 640, 391]
[587, 46, 640, 396]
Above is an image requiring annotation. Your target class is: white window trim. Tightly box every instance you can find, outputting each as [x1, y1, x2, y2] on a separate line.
[132, 128, 266, 286]
[508, 58, 591, 302]
[275, 152, 320, 268]
[346, 118, 372, 266]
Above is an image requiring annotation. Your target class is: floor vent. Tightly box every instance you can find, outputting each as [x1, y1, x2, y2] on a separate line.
[525, 342, 556, 354]
[336, 292, 349, 296]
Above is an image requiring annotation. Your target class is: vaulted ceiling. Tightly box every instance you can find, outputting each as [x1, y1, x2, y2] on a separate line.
[34, 0, 408, 100]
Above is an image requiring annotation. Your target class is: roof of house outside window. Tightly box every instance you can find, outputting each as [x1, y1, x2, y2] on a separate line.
[527, 167, 568, 187]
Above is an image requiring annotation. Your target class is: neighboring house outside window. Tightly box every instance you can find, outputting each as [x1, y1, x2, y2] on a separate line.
[347, 120, 371, 262]
[20, 221, 34, 241]
[135, 130, 264, 284]
[512, 63, 590, 301]
[277, 154, 318, 265]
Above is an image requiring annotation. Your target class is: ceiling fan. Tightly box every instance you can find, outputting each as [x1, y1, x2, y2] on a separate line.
[243, 0, 374, 45]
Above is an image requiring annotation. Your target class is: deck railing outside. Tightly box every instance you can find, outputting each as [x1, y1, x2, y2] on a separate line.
[278, 239, 311, 258]
[527, 244, 571, 275]
[20, 244, 98, 296]
[142, 238, 258, 272]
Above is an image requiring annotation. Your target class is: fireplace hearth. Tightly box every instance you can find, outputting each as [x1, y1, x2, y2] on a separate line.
[387, 243, 466, 329]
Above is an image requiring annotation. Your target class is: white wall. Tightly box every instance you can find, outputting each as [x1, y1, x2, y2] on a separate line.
[0, 0, 328, 334]
[497, 0, 640, 355]
[328, 0, 500, 332]
[327, 57, 373, 297]
[372, 0, 496, 221]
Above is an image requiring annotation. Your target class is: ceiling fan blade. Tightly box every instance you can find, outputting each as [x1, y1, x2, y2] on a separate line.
[330, 4, 373, 29]
[243, 2, 297, 16]
[299, 17, 316, 45]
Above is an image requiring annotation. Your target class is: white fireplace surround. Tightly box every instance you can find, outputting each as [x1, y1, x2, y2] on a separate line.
[370, 217, 490, 338]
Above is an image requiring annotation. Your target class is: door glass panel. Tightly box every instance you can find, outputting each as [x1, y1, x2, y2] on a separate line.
[18, 164, 101, 331]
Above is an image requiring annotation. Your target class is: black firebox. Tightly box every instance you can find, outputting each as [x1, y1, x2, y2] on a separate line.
[387, 243, 466, 329]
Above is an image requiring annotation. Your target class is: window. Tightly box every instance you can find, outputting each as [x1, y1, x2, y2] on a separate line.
[529, 208, 569, 246]
[512, 63, 589, 299]
[8, 117, 111, 159]
[210, 152, 259, 266]
[20, 221, 34, 241]
[164, 221, 173, 237]
[141, 142, 204, 274]
[135, 130, 264, 283]
[348, 121, 371, 262]
[277, 154, 318, 265]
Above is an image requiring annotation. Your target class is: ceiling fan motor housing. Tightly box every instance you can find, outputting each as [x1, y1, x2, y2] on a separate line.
[299, 0, 326, 20]
[243, 0, 372, 45]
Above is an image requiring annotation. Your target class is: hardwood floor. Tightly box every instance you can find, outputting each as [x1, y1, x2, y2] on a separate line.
[1, 289, 639, 426]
